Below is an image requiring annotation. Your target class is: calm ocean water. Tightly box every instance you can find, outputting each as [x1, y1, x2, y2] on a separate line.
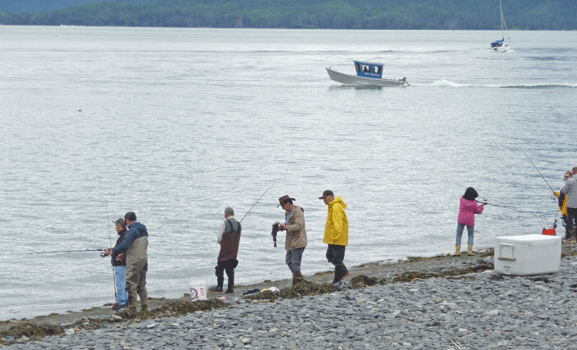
[0, 26, 576, 320]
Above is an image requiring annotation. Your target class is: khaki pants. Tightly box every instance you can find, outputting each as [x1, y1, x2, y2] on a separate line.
[126, 258, 147, 308]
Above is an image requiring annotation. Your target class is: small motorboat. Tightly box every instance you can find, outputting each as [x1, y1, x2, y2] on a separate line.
[326, 61, 408, 86]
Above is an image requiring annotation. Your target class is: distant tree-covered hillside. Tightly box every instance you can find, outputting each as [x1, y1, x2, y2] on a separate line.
[0, 0, 158, 14]
[0, 0, 575, 30]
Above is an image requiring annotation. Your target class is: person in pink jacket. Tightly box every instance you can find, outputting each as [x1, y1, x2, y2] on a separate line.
[455, 187, 486, 256]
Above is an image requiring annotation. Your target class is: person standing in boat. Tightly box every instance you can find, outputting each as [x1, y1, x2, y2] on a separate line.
[561, 167, 577, 242]
[319, 190, 350, 284]
[555, 171, 573, 242]
[454, 188, 486, 256]
[278, 195, 307, 285]
[212, 207, 241, 294]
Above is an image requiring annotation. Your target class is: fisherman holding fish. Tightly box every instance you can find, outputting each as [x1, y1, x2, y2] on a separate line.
[278, 195, 307, 285]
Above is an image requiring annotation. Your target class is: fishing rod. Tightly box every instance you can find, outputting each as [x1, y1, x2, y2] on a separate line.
[240, 181, 277, 223]
[521, 150, 556, 195]
[6, 248, 107, 256]
[105, 200, 118, 303]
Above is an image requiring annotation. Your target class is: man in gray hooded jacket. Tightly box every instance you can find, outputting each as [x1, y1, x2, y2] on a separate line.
[107, 212, 148, 310]
[561, 167, 577, 241]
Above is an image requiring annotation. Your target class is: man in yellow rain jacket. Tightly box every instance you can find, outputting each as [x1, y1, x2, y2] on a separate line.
[319, 190, 350, 284]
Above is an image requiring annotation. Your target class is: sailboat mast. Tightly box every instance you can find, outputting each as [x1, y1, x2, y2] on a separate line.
[500, 0, 510, 43]
[499, 0, 504, 33]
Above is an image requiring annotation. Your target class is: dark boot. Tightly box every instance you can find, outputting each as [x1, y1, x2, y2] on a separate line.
[340, 264, 350, 282]
[292, 271, 305, 286]
[210, 276, 224, 292]
[225, 270, 234, 294]
[569, 227, 577, 243]
[137, 285, 147, 310]
[211, 266, 224, 292]
[332, 265, 342, 284]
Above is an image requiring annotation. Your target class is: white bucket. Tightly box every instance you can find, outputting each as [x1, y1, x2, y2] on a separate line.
[188, 280, 207, 301]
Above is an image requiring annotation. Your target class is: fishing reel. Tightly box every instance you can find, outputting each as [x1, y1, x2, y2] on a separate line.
[100, 252, 107, 258]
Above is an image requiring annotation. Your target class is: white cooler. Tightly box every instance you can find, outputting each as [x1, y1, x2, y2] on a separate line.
[494, 234, 561, 275]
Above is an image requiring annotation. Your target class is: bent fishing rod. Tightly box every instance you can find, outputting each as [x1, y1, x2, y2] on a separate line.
[240, 181, 277, 223]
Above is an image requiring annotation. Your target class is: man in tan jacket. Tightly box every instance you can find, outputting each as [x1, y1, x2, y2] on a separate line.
[278, 195, 307, 285]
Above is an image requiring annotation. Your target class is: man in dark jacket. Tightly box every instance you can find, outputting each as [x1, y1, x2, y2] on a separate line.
[212, 207, 241, 294]
[107, 212, 148, 310]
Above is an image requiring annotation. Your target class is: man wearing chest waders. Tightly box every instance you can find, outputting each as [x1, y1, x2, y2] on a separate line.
[107, 212, 148, 311]
[211, 207, 241, 294]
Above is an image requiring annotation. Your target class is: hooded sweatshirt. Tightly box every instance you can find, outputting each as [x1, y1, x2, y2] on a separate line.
[323, 196, 349, 246]
[112, 222, 148, 256]
[561, 177, 577, 209]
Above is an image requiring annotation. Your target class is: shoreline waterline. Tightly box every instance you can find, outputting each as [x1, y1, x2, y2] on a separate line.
[3, 245, 577, 349]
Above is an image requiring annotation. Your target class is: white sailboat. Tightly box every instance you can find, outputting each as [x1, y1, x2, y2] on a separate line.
[491, 0, 511, 52]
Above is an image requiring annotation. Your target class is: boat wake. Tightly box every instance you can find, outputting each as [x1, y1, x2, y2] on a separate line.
[501, 83, 576, 89]
[423, 80, 576, 89]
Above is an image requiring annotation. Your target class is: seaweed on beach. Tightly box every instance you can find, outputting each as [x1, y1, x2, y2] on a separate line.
[400, 249, 494, 264]
[391, 271, 439, 283]
[117, 299, 229, 321]
[0, 322, 64, 344]
[244, 280, 338, 301]
[351, 275, 381, 289]
[391, 262, 494, 283]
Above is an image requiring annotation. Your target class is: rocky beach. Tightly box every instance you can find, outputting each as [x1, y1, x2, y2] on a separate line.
[2, 245, 577, 349]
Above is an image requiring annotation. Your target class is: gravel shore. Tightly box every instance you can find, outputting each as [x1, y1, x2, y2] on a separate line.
[3, 246, 577, 349]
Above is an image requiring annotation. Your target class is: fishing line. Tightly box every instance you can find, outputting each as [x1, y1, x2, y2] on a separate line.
[537, 209, 550, 228]
[478, 199, 556, 228]
[106, 199, 113, 248]
[105, 199, 118, 303]
[476, 200, 553, 214]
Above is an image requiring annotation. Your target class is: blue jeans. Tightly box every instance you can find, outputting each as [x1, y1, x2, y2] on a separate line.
[286, 247, 305, 273]
[456, 223, 474, 245]
[115, 266, 128, 305]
